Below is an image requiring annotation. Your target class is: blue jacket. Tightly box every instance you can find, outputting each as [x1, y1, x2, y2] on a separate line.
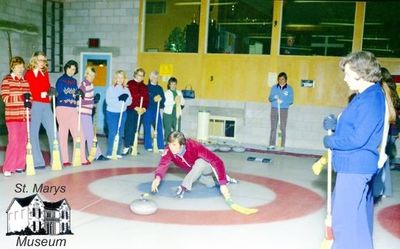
[268, 84, 294, 109]
[147, 83, 165, 110]
[325, 83, 385, 174]
[56, 74, 77, 107]
[105, 84, 132, 113]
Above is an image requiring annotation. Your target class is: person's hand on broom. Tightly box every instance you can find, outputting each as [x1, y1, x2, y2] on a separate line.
[94, 93, 101, 104]
[154, 95, 161, 102]
[48, 87, 57, 97]
[75, 89, 85, 101]
[118, 93, 129, 102]
[23, 93, 32, 109]
[135, 107, 146, 115]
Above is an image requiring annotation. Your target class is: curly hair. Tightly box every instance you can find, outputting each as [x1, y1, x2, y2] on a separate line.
[339, 51, 381, 83]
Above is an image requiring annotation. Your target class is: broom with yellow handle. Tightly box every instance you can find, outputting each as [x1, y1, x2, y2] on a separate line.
[131, 97, 143, 156]
[50, 91, 62, 170]
[276, 98, 283, 149]
[72, 91, 83, 167]
[175, 95, 182, 131]
[24, 94, 35, 176]
[152, 100, 161, 153]
[321, 130, 333, 249]
[312, 152, 328, 175]
[220, 185, 258, 215]
[111, 101, 126, 160]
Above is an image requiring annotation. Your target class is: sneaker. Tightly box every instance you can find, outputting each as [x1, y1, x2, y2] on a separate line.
[122, 147, 130, 155]
[227, 175, 239, 184]
[63, 162, 72, 167]
[175, 185, 186, 199]
[35, 165, 46, 169]
[106, 155, 112, 159]
[267, 145, 275, 150]
[158, 149, 164, 153]
[16, 169, 24, 173]
[96, 155, 109, 161]
[117, 155, 123, 159]
[3, 171, 11, 177]
[82, 161, 91, 166]
[146, 148, 153, 152]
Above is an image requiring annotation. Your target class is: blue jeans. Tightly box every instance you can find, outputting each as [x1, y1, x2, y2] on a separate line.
[143, 107, 164, 150]
[332, 173, 374, 249]
[30, 102, 54, 167]
[106, 111, 126, 156]
[124, 109, 142, 148]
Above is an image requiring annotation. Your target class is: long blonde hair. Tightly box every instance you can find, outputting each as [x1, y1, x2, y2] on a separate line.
[28, 51, 48, 72]
[112, 70, 128, 87]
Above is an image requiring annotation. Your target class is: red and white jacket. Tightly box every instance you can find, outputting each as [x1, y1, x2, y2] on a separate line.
[155, 139, 228, 185]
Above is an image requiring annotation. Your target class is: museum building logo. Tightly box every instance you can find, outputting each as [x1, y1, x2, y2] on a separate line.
[6, 194, 72, 247]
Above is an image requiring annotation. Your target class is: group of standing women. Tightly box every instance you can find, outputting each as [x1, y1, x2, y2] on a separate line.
[1, 52, 185, 176]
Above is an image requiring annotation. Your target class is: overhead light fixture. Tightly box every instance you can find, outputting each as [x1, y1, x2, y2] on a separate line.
[219, 21, 271, 25]
[174, 1, 237, 6]
[364, 22, 384, 26]
[320, 22, 354, 27]
[363, 37, 390, 41]
[285, 24, 318, 29]
[294, 0, 354, 3]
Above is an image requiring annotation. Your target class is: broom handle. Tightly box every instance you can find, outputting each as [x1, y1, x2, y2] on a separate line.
[77, 96, 82, 133]
[155, 100, 160, 131]
[135, 97, 143, 133]
[116, 101, 125, 131]
[52, 96, 57, 137]
[26, 107, 30, 139]
[327, 130, 332, 216]
[277, 99, 281, 126]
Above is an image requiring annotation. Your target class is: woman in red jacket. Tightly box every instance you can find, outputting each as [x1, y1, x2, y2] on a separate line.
[151, 131, 235, 199]
[1, 56, 31, 176]
[24, 51, 55, 169]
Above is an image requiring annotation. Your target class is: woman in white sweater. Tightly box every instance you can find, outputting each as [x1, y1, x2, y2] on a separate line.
[163, 77, 185, 142]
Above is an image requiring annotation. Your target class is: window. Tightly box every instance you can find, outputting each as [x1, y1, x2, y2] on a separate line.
[207, 0, 273, 54]
[143, 0, 201, 53]
[146, 1, 166, 14]
[281, 1, 355, 56]
[32, 208, 36, 217]
[363, 1, 400, 58]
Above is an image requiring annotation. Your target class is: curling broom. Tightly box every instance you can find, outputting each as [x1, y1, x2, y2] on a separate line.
[72, 95, 82, 167]
[152, 100, 160, 153]
[88, 103, 99, 162]
[321, 130, 333, 249]
[111, 102, 126, 160]
[51, 94, 62, 170]
[175, 97, 182, 131]
[25, 106, 35, 176]
[131, 97, 143, 156]
[276, 99, 282, 149]
[225, 197, 258, 215]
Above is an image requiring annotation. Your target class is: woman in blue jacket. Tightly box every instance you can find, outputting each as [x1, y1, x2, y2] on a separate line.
[323, 51, 393, 249]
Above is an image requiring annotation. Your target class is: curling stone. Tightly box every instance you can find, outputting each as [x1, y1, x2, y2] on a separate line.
[232, 146, 246, 153]
[129, 193, 158, 215]
[218, 145, 232, 152]
[205, 144, 218, 152]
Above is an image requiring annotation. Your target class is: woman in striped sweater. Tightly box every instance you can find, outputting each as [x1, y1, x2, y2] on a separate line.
[79, 67, 106, 161]
[1, 56, 31, 176]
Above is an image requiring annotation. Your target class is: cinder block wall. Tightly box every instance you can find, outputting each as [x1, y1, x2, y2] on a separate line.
[181, 99, 342, 151]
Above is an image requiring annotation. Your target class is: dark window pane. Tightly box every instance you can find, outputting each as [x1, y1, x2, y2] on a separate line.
[281, 1, 355, 56]
[363, 1, 400, 58]
[208, 0, 273, 54]
[144, 0, 201, 53]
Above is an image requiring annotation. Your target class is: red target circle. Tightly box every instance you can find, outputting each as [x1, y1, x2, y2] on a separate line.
[42, 167, 324, 225]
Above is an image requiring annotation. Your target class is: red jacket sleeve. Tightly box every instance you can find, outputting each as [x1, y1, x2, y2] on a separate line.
[154, 148, 174, 180]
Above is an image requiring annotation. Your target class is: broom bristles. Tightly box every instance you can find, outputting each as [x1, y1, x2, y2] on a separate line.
[131, 133, 138, 156]
[111, 134, 119, 160]
[88, 137, 98, 162]
[153, 131, 159, 153]
[72, 137, 82, 167]
[26, 141, 36, 176]
[51, 140, 62, 171]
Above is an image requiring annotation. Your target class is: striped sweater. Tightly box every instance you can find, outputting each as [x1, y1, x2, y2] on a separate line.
[79, 79, 94, 116]
[1, 74, 31, 122]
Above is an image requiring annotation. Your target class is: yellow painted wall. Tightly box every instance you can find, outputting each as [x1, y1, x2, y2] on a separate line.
[138, 1, 400, 108]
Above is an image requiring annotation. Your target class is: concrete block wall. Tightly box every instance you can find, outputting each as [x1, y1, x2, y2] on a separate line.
[0, 0, 42, 132]
[62, 0, 140, 78]
[181, 99, 342, 151]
